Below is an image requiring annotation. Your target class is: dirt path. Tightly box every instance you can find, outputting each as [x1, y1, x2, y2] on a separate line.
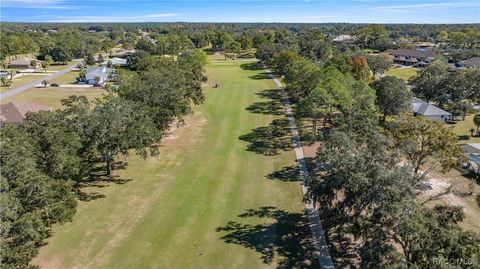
[270, 73, 335, 269]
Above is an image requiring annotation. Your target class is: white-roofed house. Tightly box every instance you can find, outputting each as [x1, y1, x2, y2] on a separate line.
[100, 57, 128, 67]
[412, 97, 451, 122]
[85, 66, 112, 86]
[332, 35, 357, 42]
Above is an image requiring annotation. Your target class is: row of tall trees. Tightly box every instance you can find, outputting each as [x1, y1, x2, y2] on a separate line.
[280, 50, 480, 266]
[411, 60, 480, 115]
[0, 49, 208, 268]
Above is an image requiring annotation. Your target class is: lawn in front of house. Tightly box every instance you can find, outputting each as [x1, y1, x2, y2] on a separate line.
[32, 59, 310, 269]
[47, 63, 72, 71]
[49, 70, 80, 85]
[1, 87, 106, 109]
[384, 67, 418, 81]
[451, 114, 480, 143]
[0, 74, 49, 93]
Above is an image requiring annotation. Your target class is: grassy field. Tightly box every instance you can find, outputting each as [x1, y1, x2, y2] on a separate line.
[33, 60, 312, 268]
[451, 114, 480, 143]
[49, 70, 79, 85]
[384, 67, 418, 81]
[1, 87, 106, 109]
[47, 63, 72, 71]
[0, 74, 49, 93]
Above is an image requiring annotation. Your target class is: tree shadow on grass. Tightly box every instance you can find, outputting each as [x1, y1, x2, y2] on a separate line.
[246, 89, 285, 116]
[266, 165, 301, 182]
[266, 158, 317, 182]
[250, 72, 273, 80]
[246, 101, 284, 116]
[74, 161, 132, 201]
[240, 62, 264, 70]
[216, 206, 318, 269]
[239, 118, 293, 156]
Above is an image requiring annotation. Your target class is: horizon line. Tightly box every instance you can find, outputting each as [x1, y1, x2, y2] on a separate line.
[1, 21, 479, 25]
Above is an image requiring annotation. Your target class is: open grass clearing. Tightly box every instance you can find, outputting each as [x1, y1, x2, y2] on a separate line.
[1, 87, 106, 109]
[33, 60, 313, 268]
[47, 63, 73, 71]
[0, 74, 49, 93]
[49, 70, 80, 85]
[450, 114, 480, 144]
[384, 67, 418, 81]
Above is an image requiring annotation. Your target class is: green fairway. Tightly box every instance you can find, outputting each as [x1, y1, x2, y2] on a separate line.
[33, 60, 314, 268]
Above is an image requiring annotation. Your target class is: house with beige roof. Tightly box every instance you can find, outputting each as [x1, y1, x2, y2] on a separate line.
[0, 101, 51, 124]
[7, 58, 40, 69]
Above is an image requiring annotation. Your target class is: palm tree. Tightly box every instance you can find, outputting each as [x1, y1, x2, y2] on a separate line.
[474, 113, 480, 136]
[30, 60, 38, 69]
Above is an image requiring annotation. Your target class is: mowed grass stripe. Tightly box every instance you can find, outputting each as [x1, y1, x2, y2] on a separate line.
[34, 60, 306, 269]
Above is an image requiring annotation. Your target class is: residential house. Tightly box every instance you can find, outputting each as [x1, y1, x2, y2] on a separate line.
[412, 97, 451, 122]
[8, 57, 39, 69]
[457, 57, 480, 68]
[85, 66, 112, 85]
[333, 35, 356, 42]
[461, 143, 480, 173]
[100, 57, 128, 67]
[387, 49, 436, 67]
[0, 101, 51, 124]
[0, 71, 10, 79]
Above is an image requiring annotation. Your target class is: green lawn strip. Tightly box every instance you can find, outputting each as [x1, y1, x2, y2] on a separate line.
[384, 67, 418, 81]
[451, 114, 480, 143]
[49, 70, 79, 85]
[34, 61, 306, 268]
[47, 63, 72, 71]
[1, 74, 48, 92]
[1, 88, 106, 109]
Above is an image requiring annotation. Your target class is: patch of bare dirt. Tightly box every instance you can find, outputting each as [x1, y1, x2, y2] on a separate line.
[422, 169, 480, 232]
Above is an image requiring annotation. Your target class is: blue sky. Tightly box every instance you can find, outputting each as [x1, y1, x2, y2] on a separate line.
[1, 0, 479, 23]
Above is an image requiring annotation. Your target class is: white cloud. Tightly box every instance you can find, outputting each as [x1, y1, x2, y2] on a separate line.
[373, 1, 479, 13]
[46, 13, 181, 22]
[1, 0, 79, 9]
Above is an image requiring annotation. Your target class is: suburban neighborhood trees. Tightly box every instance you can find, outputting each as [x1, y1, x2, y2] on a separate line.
[2, 21, 479, 269]
[370, 76, 412, 123]
[91, 96, 161, 175]
[410, 60, 449, 104]
[271, 50, 300, 75]
[474, 113, 480, 134]
[388, 114, 463, 176]
[42, 55, 52, 72]
[367, 53, 393, 76]
[0, 125, 77, 268]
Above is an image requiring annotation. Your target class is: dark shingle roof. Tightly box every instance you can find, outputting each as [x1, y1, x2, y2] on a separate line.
[412, 98, 451, 116]
[460, 57, 480, 68]
[387, 49, 436, 59]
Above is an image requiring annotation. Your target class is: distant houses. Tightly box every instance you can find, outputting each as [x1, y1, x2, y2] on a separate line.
[387, 49, 436, 67]
[0, 101, 51, 124]
[7, 58, 40, 69]
[100, 57, 128, 67]
[412, 97, 451, 122]
[333, 35, 357, 42]
[457, 57, 480, 68]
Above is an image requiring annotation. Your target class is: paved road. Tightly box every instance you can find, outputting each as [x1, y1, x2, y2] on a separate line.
[0, 60, 81, 99]
[270, 73, 335, 269]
